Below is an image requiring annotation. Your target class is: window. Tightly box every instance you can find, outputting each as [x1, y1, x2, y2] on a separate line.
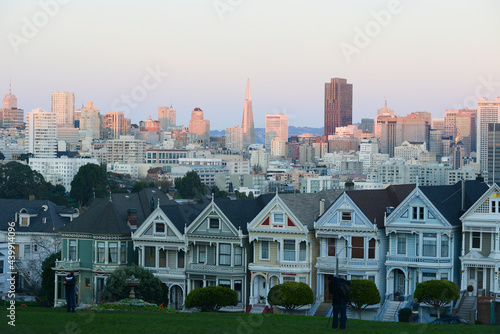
[412, 207, 424, 220]
[85, 277, 91, 288]
[209, 218, 219, 229]
[155, 223, 165, 233]
[199, 246, 206, 263]
[441, 273, 448, 280]
[416, 234, 420, 256]
[441, 235, 449, 257]
[368, 275, 375, 283]
[120, 242, 127, 263]
[108, 243, 118, 263]
[469, 267, 475, 280]
[159, 249, 167, 267]
[69, 240, 77, 261]
[327, 238, 336, 256]
[351, 237, 364, 259]
[422, 272, 436, 282]
[234, 247, 242, 266]
[97, 242, 105, 263]
[397, 235, 406, 255]
[24, 245, 30, 260]
[21, 217, 29, 226]
[219, 244, 231, 266]
[274, 213, 284, 224]
[368, 239, 376, 259]
[299, 276, 307, 283]
[472, 232, 481, 249]
[284, 240, 296, 261]
[260, 241, 270, 260]
[283, 276, 295, 282]
[299, 241, 306, 261]
[219, 279, 231, 288]
[178, 251, 185, 268]
[145, 246, 156, 267]
[341, 211, 352, 221]
[423, 233, 437, 257]
[234, 280, 242, 302]
[0, 260, 3, 274]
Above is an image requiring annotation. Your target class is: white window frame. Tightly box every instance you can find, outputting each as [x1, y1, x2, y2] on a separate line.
[423, 233, 437, 257]
[260, 241, 270, 260]
[69, 239, 77, 261]
[341, 211, 352, 221]
[397, 235, 406, 255]
[283, 239, 296, 262]
[412, 206, 424, 220]
[441, 235, 449, 257]
[208, 217, 220, 230]
[471, 232, 481, 249]
[273, 213, 284, 227]
[198, 245, 207, 263]
[299, 241, 307, 262]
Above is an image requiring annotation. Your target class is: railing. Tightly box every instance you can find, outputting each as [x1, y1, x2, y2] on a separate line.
[149, 268, 185, 276]
[187, 263, 246, 273]
[316, 257, 378, 269]
[55, 260, 81, 270]
[386, 255, 451, 264]
[453, 290, 467, 316]
[375, 298, 390, 321]
[308, 297, 321, 316]
[279, 263, 310, 270]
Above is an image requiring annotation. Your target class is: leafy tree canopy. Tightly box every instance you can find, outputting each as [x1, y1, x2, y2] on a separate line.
[131, 181, 148, 193]
[39, 252, 61, 306]
[0, 162, 50, 199]
[175, 171, 206, 199]
[348, 279, 381, 319]
[70, 163, 108, 207]
[413, 280, 459, 319]
[267, 281, 314, 311]
[185, 286, 237, 312]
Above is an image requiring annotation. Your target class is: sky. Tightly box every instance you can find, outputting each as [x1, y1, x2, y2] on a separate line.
[1, 0, 500, 130]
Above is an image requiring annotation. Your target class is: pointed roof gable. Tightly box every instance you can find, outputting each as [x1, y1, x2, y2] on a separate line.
[346, 184, 416, 228]
[214, 197, 274, 233]
[419, 180, 488, 226]
[279, 189, 343, 229]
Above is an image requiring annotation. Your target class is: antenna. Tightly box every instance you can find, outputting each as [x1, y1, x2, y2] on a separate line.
[9, 79, 12, 94]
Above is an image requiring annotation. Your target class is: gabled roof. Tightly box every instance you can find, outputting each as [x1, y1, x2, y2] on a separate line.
[419, 180, 489, 226]
[279, 189, 344, 229]
[0, 199, 77, 233]
[60, 188, 176, 236]
[160, 199, 210, 233]
[346, 184, 416, 228]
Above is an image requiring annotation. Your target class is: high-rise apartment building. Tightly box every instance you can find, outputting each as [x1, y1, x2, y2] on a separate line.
[241, 79, 255, 147]
[380, 113, 430, 157]
[444, 109, 476, 154]
[265, 113, 288, 150]
[477, 97, 500, 176]
[225, 125, 243, 151]
[80, 102, 101, 140]
[51, 91, 75, 126]
[26, 108, 57, 158]
[106, 135, 146, 164]
[1, 86, 23, 128]
[188, 107, 210, 144]
[102, 111, 127, 139]
[158, 106, 176, 131]
[324, 78, 352, 136]
[487, 123, 500, 184]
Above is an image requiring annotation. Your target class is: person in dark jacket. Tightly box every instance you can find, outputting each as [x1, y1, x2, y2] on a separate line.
[63, 271, 76, 313]
[328, 275, 349, 329]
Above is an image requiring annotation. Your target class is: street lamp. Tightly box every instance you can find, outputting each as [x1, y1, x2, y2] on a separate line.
[335, 245, 351, 277]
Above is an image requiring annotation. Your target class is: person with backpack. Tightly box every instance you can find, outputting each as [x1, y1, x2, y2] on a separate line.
[328, 275, 350, 329]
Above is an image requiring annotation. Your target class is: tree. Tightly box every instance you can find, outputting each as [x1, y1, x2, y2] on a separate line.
[70, 163, 108, 208]
[267, 281, 314, 312]
[184, 286, 237, 312]
[101, 265, 167, 304]
[175, 171, 206, 199]
[18, 153, 34, 163]
[131, 181, 148, 193]
[0, 162, 50, 199]
[413, 280, 459, 319]
[348, 279, 381, 319]
[39, 252, 61, 306]
[0, 151, 5, 161]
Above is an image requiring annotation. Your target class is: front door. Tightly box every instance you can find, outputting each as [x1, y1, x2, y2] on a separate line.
[394, 269, 405, 299]
[95, 277, 105, 303]
[324, 275, 333, 302]
[170, 285, 183, 310]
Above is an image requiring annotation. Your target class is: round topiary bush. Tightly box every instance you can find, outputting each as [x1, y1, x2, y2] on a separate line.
[185, 286, 238, 312]
[101, 264, 167, 304]
[267, 281, 314, 311]
[398, 307, 412, 322]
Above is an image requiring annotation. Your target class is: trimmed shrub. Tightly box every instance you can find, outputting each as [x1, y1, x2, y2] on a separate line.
[184, 286, 238, 312]
[267, 281, 314, 311]
[414, 280, 459, 319]
[348, 279, 381, 319]
[101, 265, 167, 304]
[398, 307, 412, 322]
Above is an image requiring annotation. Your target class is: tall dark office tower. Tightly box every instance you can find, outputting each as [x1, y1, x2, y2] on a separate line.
[324, 78, 352, 136]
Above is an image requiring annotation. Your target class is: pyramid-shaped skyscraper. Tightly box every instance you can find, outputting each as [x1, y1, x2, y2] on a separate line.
[241, 79, 255, 147]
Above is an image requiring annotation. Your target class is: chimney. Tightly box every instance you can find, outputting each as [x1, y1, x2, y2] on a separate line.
[127, 208, 138, 230]
[345, 179, 355, 191]
[319, 199, 325, 217]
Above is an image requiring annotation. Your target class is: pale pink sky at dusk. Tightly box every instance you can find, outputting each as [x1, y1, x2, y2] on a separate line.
[1, 0, 499, 130]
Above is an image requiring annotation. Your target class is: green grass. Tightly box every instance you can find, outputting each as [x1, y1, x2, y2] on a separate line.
[0, 307, 497, 334]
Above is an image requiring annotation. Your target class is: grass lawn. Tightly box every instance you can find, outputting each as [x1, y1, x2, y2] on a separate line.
[0, 307, 497, 334]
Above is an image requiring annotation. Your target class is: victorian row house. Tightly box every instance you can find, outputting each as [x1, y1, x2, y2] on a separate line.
[0, 199, 79, 300]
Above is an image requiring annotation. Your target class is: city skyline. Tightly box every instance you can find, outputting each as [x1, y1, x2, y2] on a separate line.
[1, 1, 500, 130]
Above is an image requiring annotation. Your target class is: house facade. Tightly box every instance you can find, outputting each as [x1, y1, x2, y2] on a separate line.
[247, 191, 342, 307]
[384, 180, 487, 304]
[314, 185, 414, 306]
[460, 182, 500, 298]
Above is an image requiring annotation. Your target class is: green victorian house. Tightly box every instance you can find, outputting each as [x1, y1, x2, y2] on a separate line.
[53, 189, 169, 306]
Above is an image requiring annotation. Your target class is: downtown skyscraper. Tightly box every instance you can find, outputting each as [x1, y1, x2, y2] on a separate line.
[241, 79, 255, 148]
[51, 91, 75, 126]
[477, 97, 500, 181]
[324, 78, 352, 136]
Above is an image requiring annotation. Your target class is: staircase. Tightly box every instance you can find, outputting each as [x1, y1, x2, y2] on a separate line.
[249, 303, 266, 314]
[457, 296, 476, 323]
[313, 302, 332, 317]
[381, 301, 403, 322]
